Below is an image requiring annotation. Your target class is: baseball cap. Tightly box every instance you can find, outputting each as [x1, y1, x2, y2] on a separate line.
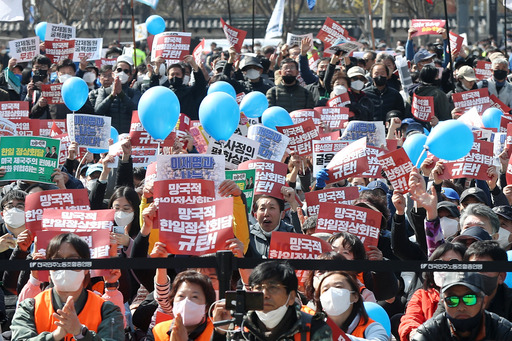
[441, 187, 460, 201]
[116, 55, 133, 67]
[240, 56, 263, 70]
[413, 49, 436, 65]
[367, 180, 389, 194]
[401, 118, 415, 127]
[457, 65, 477, 82]
[215, 60, 227, 71]
[493, 205, 512, 221]
[442, 272, 484, 294]
[405, 122, 425, 137]
[437, 201, 460, 218]
[85, 164, 103, 177]
[347, 66, 365, 79]
[460, 187, 489, 206]
[453, 225, 492, 244]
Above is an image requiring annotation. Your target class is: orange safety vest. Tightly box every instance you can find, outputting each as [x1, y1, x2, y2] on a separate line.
[34, 289, 105, 341]
[152, 318, 214, 341]
[351, 316, 376, 338]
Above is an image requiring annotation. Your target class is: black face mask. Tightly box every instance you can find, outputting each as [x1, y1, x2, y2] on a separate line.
[282, 75, 296, 84]
[170, 77, 183, 87]
[447, 309, 483, 332]
[494, 69, 508, 81]
[480, 274, 499, 296]
[317, 70, 326, 80]
[374, 75, 387, 87]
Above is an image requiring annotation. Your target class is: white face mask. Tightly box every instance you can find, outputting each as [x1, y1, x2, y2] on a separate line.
[333, 85, 348, 96]
[182, 75, 191, 85]
[423, 62, 435, 69]
[58, 74, 72, 83]
[115, 72, 129, 84]
[439, 217, 459, 239]
[320, 287, 353, 316]
[350, 80, 364, 91]
[172, 297, 206, 326]
[246, 69, 261, 80]
[50, 270, 85, 292]
[433, 271, 447, 288]
[83, 72, 96, 84]
[255, 292, 291, 329]
[496, 227, 511, 248]
[3, 208, 25, 229]
[114, 211, 134, 227]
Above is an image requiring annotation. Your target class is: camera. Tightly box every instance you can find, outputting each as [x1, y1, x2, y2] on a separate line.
[225, 290, 263, 311]
[32, 69, 47, 83]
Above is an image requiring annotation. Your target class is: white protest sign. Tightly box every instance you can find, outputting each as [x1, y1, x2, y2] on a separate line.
[45, 23, 76, 42]
[73, 38, 103, 62]
[8, 37, 40, 62]
[66, 114, 112, 150]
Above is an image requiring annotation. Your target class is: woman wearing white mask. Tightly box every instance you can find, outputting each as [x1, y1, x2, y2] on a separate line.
[149, 270, 216, 341]
[316, 271, 389, 341]
[330, 69, 374, 121]
[11, 233, 125, 340]
[398, 242, 465, 341]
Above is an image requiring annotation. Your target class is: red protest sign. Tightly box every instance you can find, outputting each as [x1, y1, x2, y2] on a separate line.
[490, 94, 511, 114]
[506, 123, 512, 153]
[189, 126, 209, 154]
[40, 84, 63, 105]
[289, 109, 321, 125]
[318, 131, 341, 140]
[95, 58, 117, 69]
[151, 32, 191, 64]
[449, 31, 464, 56]
[154, 179, 216, 205]
[193, 38, 206, 67]
[44, 40, 75, 64]
[0, 101, 29, 119]
[304, 187, 360, 216]
[277, 119, 319, 156]
[357, 146, 384, 178]
[268, 231, 332, 259]
[316, 202, 381, 250]
[378, 148, 414, 193]
[474, 61, 492, 81]
[238, 159, 288, 200]
[220, 18, 247, 52]
[500, 115, 512, 133]
[506, 155, 512, 185]
[41, 209, 115, 232]
[411, 19, 446, 36]
[25, 189, 90, 234]
[326, 138, 369, 183]
[34, 229, 111, 281]
[411, 94, 435, 122]
[12, 118, 38, 137]
[386, 139, 398, 151]
[308, 50, 320, 72]
[452, 88, 491, 113]
[316, 17, 350, 47]
[158, 197, 234, 256]
[39, 119, 66, 136]
[314, 106, 349, 130]
[327, 92, 351, 108]
[438, 139, 494, 180]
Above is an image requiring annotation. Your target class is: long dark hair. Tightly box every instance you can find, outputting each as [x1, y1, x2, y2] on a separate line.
[108, 186, 141, 239]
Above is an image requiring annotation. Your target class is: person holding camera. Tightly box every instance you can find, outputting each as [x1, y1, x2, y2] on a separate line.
[212, 261, 332, 341]
[20, 55, 52, 107]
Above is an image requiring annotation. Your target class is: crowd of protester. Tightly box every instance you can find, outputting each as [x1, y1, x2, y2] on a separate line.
[1, 23, 512, 341]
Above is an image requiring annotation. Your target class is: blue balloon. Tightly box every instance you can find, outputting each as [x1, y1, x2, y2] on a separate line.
[425, 120, 474, 161]
[207, 81, 237, 99]
[87, 147, 108, 154]
[145, 15, 166, 35]
[240, 91, 268, 118]
[505, 251, 512, 288]
[35, 22, 47, 42]
[61, 77, 89, 112]
[110, 127, 119, 144]
[261, 106, 293, 131]
[138, 86, 180, 141]
[402, 133, 427, 166]
[482, 107, 503, 130]
[363, 302, 391, 336]
[199, 92, 240, 142]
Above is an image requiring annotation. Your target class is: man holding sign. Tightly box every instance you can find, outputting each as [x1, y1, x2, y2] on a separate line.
[477, 57, 512, 107]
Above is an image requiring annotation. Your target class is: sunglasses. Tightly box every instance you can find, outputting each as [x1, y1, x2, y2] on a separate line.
[116, 68, 130, 74]
[444, 294, 478, 308]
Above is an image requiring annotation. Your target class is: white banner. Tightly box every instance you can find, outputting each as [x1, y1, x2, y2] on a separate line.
[265, 0, 285, 40]
[73, 38, 103, 62]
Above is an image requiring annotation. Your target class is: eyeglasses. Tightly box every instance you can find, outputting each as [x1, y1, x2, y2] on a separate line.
[4, 203, 25, 210]
[247, 283, 286, 294]
[444, 294, 479, 308]
[116, 68, 130, 74]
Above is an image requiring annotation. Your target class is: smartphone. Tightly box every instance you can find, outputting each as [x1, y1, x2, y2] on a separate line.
[225, 291, 264, 311]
